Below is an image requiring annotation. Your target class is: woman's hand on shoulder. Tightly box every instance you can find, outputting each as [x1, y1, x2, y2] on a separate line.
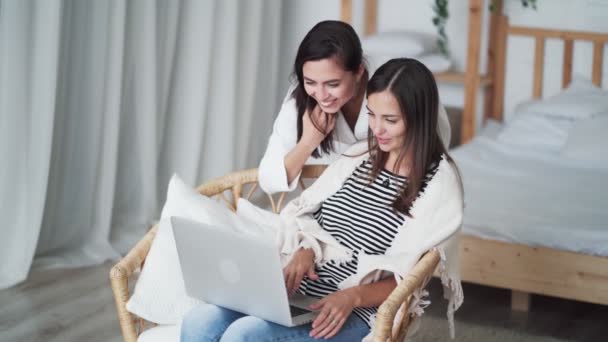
[308, 290, 358, 339]
[301, 105, 337, 151]
[282, 248, 318, 296]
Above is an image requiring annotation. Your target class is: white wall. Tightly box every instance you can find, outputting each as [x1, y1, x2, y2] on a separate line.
[278, 0, 341, 98]
[278, 0, 608, 125]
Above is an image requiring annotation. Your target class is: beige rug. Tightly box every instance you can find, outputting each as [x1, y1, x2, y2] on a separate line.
[409, 315, 570, 342]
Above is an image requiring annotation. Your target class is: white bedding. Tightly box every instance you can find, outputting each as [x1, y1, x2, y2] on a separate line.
[451, 130, 608, 257]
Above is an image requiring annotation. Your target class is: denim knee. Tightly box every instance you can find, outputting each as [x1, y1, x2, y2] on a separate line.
[220, 316, 278, 342]
[181, 304, 243, 342]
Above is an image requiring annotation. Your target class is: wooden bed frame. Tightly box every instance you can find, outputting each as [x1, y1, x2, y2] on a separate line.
[460, 7, 608, 311]
[343, 0, 608, 311]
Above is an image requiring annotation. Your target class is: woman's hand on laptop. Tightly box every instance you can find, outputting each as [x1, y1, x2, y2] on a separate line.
[308, 290, 357, 339]
[282, 248, 318, 296]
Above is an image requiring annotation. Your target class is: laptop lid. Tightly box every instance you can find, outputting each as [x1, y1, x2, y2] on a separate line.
[171, 216, 296, 326]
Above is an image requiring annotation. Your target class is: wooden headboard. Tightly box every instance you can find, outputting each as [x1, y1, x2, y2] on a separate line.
[487, 14, 608, 123]
[341, 0, 494, 143]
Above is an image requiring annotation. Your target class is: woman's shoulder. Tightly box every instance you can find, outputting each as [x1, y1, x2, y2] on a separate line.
[435, 155, 461, 184]
[272, 85, 299, 133]
[342, 141, 369, 156]
[422, 154, 463, 206]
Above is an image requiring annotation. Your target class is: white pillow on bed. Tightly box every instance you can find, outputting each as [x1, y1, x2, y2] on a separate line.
[562, 115, 608, 163]
[126, 174, 251, 324]
[516, 78, 608, 119]
[496, 108, 574, 152]
[362, 31, 437, 58]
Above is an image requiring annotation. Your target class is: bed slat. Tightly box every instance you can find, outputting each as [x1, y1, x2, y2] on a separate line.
[462, 0, 484, 142]
[364, 0, 378, 36]
[563, 40, 574, 88]
[490, 15, 508, 122]
[592, 41, 604, 87]
[340, 0, 352, 24]
[533, 37, 545, 99]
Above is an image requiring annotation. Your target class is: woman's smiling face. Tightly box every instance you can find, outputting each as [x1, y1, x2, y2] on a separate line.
[302, 57, 360, 114]
[367, 90, 406, 156]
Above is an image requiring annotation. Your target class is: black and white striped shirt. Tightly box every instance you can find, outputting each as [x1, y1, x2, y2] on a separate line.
[297, 159, 408, 327]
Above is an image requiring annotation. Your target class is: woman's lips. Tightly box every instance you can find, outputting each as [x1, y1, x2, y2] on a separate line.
[377, 137, 390, 145]
[319, 99, 336, 108]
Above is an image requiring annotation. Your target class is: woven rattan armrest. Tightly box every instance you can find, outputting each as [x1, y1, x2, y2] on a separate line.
[372, 249, 441, 342]
[109, 225, 159, 342]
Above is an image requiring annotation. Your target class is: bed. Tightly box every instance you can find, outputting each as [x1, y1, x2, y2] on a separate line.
[453, 9, 608, 310]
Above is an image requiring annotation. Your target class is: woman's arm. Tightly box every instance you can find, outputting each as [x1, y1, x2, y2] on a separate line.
[258, 93, 301, 194]
[342, 276, 397, 308]
[284, 106, 336, 184]
[258, 93, 335, 193]
[308, 277, 397, 339]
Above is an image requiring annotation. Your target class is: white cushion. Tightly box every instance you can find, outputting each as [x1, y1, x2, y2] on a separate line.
[362, 30, 437, 58]
[126, 174, 253, 325]
[516, 78, 608, 119]
[562, 115, 608, 164]
[138, 324, 180, 342]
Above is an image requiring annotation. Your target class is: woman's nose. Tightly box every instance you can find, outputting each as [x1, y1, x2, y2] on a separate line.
[373, 123, 385, 136]
[316, 86, 329, 101]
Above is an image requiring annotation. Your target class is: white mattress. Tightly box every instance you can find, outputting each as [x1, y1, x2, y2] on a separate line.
[451, 132, 608, 257]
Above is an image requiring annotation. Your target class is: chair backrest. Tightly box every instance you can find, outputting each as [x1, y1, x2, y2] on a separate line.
[196, 165, 328, 213]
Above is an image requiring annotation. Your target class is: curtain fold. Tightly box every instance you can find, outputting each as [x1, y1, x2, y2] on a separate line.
[0, 0, 282, 289]
[0, 0, 62, 289]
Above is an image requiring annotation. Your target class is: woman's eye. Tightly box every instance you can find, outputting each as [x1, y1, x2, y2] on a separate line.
[305, 82, 315, 86]
[386, 119, 397, 124]
[367, 112, 375, 117]
[328, 83, 340, 88]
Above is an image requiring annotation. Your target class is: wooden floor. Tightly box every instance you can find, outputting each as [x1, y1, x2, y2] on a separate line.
[0, 263, 123, 342]
[1, 263, 607, 342]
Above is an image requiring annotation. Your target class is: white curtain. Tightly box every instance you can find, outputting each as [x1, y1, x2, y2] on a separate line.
[0, 0, 282, 289]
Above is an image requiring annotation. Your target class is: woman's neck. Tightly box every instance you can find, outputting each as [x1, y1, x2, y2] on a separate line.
[385, 151, 412, 177]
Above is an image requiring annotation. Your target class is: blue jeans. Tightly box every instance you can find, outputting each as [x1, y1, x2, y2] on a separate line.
[180, 303, 369, 342]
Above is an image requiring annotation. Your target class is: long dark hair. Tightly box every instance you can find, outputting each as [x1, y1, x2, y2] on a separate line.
[366, 58, 460, 216]
[291, 20, 364, 158]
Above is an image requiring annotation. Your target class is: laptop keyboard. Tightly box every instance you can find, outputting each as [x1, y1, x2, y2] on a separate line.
[289, 305, 312, 317]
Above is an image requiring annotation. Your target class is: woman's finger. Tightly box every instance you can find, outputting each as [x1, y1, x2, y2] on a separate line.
[326, 114, 337, 133]
[312, 110, 326, 127]
[292, 271, 304, 295]
[311, 305, 330, 329]
[324, 316, 346, 339]
[306, 264, 319, 281]
[311, 104, 323, 118]
[311, 310, 335, 337]
[284, 269, 295, 294]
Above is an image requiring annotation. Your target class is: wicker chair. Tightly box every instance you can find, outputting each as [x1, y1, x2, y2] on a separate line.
[110, 165, 440, 342]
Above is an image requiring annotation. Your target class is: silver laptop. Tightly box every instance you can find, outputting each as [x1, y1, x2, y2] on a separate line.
[171, 216, 319, 327]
